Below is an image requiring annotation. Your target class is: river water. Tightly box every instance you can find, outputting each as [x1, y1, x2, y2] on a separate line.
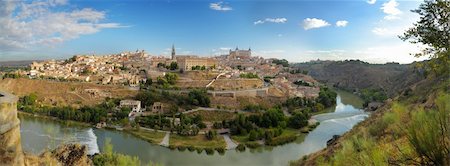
[20, 90, 368, 166]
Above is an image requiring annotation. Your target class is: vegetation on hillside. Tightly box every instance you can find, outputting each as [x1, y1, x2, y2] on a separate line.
[213, 107, 309, 146]
[93, 139, 147, 166]
[284, 86, 337, 113]
[273, 59, 289, 67]
[239, 73, 259, 79]
[292, 1, 450, 165]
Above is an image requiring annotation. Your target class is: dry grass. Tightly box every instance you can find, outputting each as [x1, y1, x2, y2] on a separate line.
[0, 78, 137, 107]
[186, 110, 237, 122]
[170, 134, 226, 149]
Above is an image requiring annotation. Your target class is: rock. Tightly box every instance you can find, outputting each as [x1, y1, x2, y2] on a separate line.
[366, 102, 383, 111]
[0, 91, 24, 166]
[326, 135, 340, 146]
[50, 144, 91, 166]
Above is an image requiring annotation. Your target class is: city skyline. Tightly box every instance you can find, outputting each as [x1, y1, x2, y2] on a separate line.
[0, 0, 427, 63]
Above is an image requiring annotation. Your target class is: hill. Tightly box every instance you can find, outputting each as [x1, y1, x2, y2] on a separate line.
[0, 78, 137, 107]
[291, 75, 449, 165]
[292, 60, 425, 96]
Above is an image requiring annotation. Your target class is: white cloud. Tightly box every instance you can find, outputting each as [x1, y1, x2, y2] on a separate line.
[302, 18, 330, 30]
[367, 0, 376, 5]
[336, 20, 348, 27]
[381, 0, 402, 20]
[301, 43, 426, 64]
[0, 0, 126, 51]
[254, 18, 287, 25]
[210, 2, 232, 11]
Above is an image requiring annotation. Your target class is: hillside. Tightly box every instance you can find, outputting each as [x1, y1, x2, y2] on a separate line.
[291, 75, 449, 165]
[292, 60, 424, 96]
[0, 78, 137, 107]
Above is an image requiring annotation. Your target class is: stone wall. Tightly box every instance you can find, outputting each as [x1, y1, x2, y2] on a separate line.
[0, 91, 24, 166]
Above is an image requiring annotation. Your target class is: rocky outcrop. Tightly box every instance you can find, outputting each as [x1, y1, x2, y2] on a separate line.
[0, 91, 24, 166]
[45, 144, 91, 166]
[0, 91, 91, 166]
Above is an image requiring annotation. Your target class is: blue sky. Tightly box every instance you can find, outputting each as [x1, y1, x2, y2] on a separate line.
[0, 0, 426, 63]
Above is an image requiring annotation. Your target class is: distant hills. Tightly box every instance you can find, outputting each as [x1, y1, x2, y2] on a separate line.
[292, 60, 425, 96]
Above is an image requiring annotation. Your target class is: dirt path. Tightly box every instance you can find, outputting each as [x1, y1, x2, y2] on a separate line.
[222, 134, 238, 150]
[159, 132, 170, 147]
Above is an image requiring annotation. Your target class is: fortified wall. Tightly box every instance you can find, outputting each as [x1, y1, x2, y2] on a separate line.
[0, 91, 24, 166]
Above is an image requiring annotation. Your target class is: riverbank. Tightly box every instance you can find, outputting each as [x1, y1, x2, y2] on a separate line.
[18, 111, 91, 127]
[20, 91, 368, 166]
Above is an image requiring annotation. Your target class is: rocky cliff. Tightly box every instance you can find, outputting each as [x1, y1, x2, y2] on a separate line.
[0, 91, 91, 166]
[0, 91, 25, 166]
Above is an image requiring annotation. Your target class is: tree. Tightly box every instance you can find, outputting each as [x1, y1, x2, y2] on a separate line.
[164, 73, 178, 85]
[206, 130, 217, 140]
[399, 0, 450, 75]
[288, 112, 308, 129]
[188, 89, 210, 107]
[169, 62, 178, 70]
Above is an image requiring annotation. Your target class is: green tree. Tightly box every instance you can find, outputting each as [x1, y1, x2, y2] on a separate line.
[164, 73, 178, 85]
[400, 0, 450, 75]
[288, 112, 309, 129]
[169, 62, 178, 70]
[188, 89, 210, 107]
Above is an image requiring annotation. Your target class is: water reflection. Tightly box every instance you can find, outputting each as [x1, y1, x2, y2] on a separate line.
[20, 91, 368, 166]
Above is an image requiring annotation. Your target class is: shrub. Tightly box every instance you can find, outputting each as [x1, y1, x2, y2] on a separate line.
[215, 147, 225, 155]
[236, 144, 246, 152]
[187, 146, 195, 152]
[205, 148, 215, 155]
[177, 146, 187, 151]
[195, 147, 203, 154]
[245, 142, 261, 149]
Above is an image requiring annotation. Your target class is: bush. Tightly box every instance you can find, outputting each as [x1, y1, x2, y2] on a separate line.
[265, 135, 297, 146]
[205, 148, 215, 155]
[195, 147, 203, 154]
[187, 146, 195, 152]
[236, 144, 246, 152]
[177, 146, 187, 151]
[245, 142, 261, 149]
[215, 147, 225, 155]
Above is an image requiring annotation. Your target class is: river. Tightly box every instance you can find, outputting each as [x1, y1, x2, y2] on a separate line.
[19, 90, 368, 166]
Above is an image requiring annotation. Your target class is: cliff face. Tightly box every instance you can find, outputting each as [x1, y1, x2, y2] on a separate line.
[0, 91, 91, 166]
[0, 91, 24, 166]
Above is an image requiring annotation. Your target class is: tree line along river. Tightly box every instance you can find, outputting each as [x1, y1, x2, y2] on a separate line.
[20, 90, 368, 166]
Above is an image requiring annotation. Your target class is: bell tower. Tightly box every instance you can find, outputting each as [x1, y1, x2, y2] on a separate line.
[171, 44, 176, 60]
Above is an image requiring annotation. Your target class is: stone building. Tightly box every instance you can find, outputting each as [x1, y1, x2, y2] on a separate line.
[119, 100, 141, 112]
[176, 56, 217, 71]
[229, 47, 251, 59]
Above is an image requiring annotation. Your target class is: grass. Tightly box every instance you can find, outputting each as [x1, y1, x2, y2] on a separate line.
[170, 134, 226, 149]
[309, 106, 335, 116]
[231, 135, 249, 143]
[186, 110, 236, 122]
[127, 129, 166, 144]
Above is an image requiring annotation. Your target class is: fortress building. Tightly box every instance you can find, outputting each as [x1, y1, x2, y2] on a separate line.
[228, 47, 251, 60]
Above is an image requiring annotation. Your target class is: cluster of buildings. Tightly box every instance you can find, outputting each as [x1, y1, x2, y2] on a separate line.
[27, 44, 319, 99]
[150, 45, 218, 71]
[29, 50, 149, 86]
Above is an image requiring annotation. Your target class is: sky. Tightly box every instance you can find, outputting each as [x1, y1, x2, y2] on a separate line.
[0, 0, 428, 64]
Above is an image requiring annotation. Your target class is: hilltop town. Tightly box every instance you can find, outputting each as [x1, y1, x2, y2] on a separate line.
[24, 45, 319, 99]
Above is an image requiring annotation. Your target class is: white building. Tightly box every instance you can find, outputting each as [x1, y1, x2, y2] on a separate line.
[120, 100, 142, 112]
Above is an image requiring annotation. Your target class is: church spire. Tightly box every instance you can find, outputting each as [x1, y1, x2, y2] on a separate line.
[171, 44, 176, 60]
